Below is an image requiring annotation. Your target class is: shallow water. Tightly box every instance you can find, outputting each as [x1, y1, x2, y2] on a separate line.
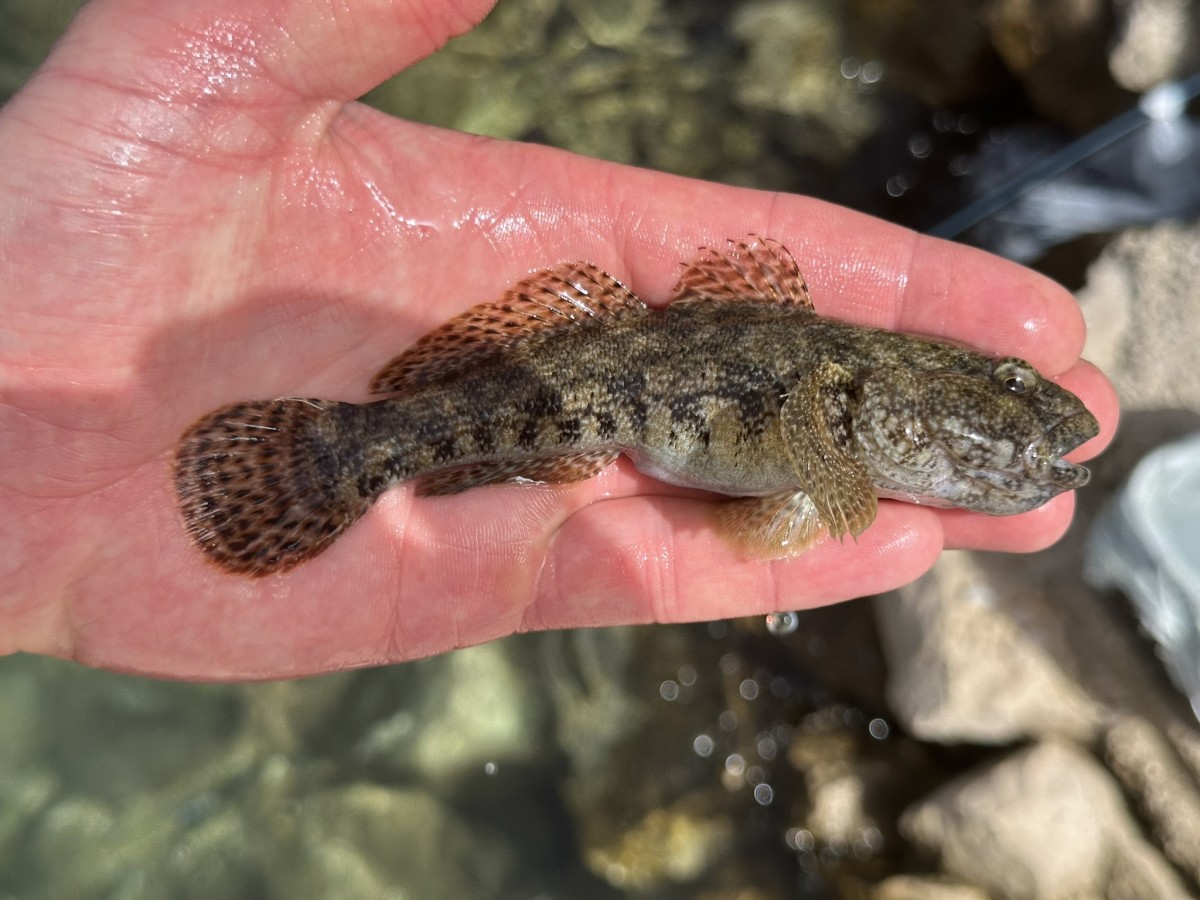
[0, 0, 1148, 896]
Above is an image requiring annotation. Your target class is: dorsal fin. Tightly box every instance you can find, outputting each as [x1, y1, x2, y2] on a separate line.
[670, 236, 814, 310]
[370, 261, 646, 394]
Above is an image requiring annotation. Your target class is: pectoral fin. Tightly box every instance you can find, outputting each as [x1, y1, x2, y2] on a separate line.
[780, 361, 877, 541]
[714, 491, 828, 558]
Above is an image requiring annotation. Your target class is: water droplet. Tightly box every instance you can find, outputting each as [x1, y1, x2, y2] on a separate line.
[764, 611, 799, 635]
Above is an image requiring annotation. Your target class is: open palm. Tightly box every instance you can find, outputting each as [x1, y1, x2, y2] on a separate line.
[0, 0, 1116, 679]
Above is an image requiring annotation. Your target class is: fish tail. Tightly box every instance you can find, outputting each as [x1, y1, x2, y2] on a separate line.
[174, 398, 377, 576]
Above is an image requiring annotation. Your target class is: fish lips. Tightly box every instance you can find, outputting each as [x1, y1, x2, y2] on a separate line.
[1026, 410, 1100, 489]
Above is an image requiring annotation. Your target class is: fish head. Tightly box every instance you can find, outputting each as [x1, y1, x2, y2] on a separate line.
[852, 357, 1099, 515]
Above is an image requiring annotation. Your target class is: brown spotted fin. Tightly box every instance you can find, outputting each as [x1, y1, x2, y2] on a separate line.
[780, 360, 877, 540]
[671, 236, 814, 310]
[174, 398, 373, 576]
[415, 449, 620, 496]
[714, 491, 828, 557]
[370, 261, 646, 394]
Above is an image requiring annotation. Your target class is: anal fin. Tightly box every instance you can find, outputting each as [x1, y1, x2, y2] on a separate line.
[416, 449, 620, 496]
[714, 491, 828, 558]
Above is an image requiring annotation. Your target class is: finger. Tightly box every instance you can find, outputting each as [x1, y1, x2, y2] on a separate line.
[531, 497, 945, 629]
[355, 147, 1097, 379]
[940, 493, 1077, 553]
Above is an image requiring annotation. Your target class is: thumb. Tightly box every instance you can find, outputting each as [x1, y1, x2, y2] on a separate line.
[32, 0, 497, 109]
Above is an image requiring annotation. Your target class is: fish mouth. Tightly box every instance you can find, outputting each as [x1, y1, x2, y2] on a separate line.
[1025, 410, 1100, 490]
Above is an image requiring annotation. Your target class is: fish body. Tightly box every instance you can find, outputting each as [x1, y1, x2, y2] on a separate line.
[175, 238, 1098, 575]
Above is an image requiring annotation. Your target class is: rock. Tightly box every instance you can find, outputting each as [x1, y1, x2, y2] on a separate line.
[731, 0, 881, 166]
[846, 0, 1000, 107]
[1109, 0, 1200, 90]
[901, 741, 1192, 900]
[1104, 715, 1200, 884]
[875, 550, 1105, 745]
[984, 0, 1128, 129]
[353, 639, 549, 788]
[278, 784, 513, 900]
[872, 874, 989, 900]
[1078, 221, 1200, 414]
[582, 798, 734, 891]
[549, 626, 742, 891]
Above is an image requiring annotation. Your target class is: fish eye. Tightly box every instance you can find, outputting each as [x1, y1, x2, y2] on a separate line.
[993, 358, 1037, 395]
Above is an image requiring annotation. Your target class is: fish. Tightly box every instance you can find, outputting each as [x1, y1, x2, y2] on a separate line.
[174, 237, 1099, 576]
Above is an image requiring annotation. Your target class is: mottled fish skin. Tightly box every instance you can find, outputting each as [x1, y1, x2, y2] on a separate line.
[175, 237, 1099, 575]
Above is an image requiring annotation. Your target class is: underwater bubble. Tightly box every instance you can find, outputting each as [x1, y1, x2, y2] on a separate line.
[745, 765, 766, 786]
[756, 733, 778, 761]
[707, 621, 728, 639]
[719, 652, 741, 675]
[949, 153, 972, 176]
[753, 783, 775, 806]
[868, 717, 891, 740]
[886, 174, 909, 197]
[484, 761, 499, 776]
[724, 753, 746, 778]
[693, 734, 715, 758]
[739, 678, 759, 701]
[678, 664, 698, 686]
[785, 827, 815, 851]
[718, 710, 739, 731]
[764, 611, 799, 635]
[908, 133, 932, 159]
[659, 679, 680, 701]
[840, 57, 861, 80]
[860, 60, 884, 84]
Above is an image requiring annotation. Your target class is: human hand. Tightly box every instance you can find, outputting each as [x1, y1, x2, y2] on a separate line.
[0, 0, 1117, 679]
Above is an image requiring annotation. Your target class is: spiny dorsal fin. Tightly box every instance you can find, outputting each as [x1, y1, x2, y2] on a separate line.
[670, 236, 814, 310]
[370, 261, 646, 394]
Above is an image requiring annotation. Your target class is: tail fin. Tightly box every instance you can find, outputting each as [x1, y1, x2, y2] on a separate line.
[174, 398, 374, 576]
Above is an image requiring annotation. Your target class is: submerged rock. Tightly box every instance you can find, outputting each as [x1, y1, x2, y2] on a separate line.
[901, 741, 1192, 900]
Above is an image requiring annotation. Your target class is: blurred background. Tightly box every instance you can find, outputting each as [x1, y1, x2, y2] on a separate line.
[3, 1, 1200, 897]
